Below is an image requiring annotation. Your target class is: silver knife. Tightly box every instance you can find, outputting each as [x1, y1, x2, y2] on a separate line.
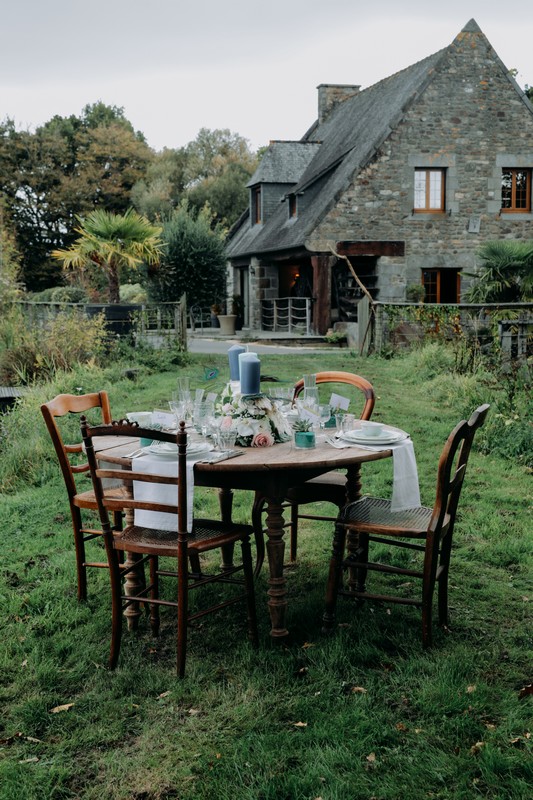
[201, 450, 245, 463]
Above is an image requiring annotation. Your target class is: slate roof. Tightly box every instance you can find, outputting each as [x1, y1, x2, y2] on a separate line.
[247, 141, 321, 186]
[227, 18, 527, 261]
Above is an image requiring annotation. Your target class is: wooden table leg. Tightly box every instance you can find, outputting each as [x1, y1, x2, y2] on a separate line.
[345, 464, 363, 594]
[265, 495, 289, 640]
[121, 504, 144, 631]
[218, 487, 235, 570]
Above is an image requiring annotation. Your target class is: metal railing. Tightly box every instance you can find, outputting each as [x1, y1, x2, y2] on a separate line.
[261, 297, 312, 334]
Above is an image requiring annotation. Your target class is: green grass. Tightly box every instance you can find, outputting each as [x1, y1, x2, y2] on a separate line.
[0, 348, 531, 799]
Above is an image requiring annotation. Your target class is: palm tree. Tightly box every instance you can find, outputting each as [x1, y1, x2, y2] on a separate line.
[53, 208, 164, 303]
[466, 240, 533, 303]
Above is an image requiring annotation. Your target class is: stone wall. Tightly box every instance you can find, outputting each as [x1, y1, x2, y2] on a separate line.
[311, 28, 533, 302]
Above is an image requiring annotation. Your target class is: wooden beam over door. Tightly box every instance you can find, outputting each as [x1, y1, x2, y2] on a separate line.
[336, 241, 405, 257]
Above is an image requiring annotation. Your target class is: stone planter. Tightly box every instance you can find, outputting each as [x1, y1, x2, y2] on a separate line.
[294, 431, 316, 449]
[217, 314, 237, 335]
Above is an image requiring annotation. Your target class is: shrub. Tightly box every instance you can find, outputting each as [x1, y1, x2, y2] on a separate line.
[50, 286, 88, 303]
[120, 283, 148, 304]
[0, 310, 108, 385]
[147, 201, 226, 308]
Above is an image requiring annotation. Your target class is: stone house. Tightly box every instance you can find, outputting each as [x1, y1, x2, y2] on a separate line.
[226, 19, 533, 334]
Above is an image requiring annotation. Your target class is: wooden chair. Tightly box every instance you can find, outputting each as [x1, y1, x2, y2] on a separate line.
[81, 418, 259, 677]
[40, 392, 127, 601]
[322, 404, 490, 647]
[252, 371, 375, 568]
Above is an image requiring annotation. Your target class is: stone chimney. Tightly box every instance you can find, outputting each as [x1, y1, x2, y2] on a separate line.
[317, 84, 360, 123]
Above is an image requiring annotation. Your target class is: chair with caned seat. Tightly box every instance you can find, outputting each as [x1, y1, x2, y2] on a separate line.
[252, 371, 375, 570]
[41, 392, 128, 601]
[322, 404, 490, 647]
[81, 418, 258, 677]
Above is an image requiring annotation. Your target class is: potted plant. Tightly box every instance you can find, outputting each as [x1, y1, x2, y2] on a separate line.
[293, 417, 316, 449]
[210, 303, 221, 328]
[217, 298, 237, 335]
[232, 294, 245, 330]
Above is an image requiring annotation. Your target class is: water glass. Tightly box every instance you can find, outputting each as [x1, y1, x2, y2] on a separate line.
[218, 429, 237, 452]
[193, 401, 215, 435]
[169, 400, 186, 426]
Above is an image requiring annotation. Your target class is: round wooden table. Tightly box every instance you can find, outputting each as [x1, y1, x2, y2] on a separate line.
[98, 436, 392, 640]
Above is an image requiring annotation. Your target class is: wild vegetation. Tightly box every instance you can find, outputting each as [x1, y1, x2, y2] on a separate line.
[0, 343, 531, 799]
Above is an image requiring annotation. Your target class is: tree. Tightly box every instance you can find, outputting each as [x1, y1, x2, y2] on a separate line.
[52, 208, 164, 303]
[0, 106, 153, 290]
[0, 202, 22, 304]
[183, 128, 257, 226]
[146, 202, 226, 309]
[131, 128, 257, 227]
[465, 240, 533, 302]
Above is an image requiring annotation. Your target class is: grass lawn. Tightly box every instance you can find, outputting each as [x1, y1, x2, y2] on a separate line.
[0, 348, 531, 799]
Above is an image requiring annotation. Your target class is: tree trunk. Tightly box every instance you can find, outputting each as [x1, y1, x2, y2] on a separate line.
[108, 263, 120, 303]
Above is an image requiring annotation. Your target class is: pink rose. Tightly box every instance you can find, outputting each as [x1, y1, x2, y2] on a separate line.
[252, 431, 274, 448]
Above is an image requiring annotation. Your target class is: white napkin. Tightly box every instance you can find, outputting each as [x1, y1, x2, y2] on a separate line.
[133, 455, 196, 533]
[388, 439, 421, 512]
[327, 434, 421, 511]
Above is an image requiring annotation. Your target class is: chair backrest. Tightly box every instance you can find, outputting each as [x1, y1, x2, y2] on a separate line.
[81, 419, 189, 539]
[429, 404, 490, 535]
[293, 371, 375, 420]
[41, 392, 113, 501]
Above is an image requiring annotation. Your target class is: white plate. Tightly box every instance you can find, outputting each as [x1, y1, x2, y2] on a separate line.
[144, 442, 212, 457]
[340, 428, 408, 445]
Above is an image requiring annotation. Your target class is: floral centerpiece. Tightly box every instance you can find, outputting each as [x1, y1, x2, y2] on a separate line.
[218, 391, 292, 447]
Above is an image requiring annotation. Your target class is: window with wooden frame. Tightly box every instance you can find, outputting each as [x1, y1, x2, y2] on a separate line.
[501, 168, 531, 213]
[422, 269, 461, 303]
[251, 186, 262, 225]
[414, 168, 446, 213]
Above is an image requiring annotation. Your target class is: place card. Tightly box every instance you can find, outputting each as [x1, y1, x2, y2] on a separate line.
[151, 410, 175, 429]
[329, 393, 350, 411]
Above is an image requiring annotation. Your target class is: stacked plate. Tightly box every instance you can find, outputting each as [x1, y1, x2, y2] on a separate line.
[340, 427, 408, 445]
[144, 441, 213, 459]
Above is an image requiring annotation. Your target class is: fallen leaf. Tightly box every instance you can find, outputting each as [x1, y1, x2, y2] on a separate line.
[466, 685, 477, 694]
[470, 741, 485, 755]
[188, 708, 202, 716]
[18, 757, 39, 764]
[49, 703, 74, 714]
[293, 721, 308, 728]
[21, 659, 28, 668]
[518, 684, 533, 699]
[301, 642, 315, 649]
[396, 722, 408, 731]
[25, 736, 42, 743]
[522, 596, 529, 602]
[351, 686, 367, 694]
[158, 691, 171, 699]
[366, 752, 376, 763]
[485, 723, 497, 731]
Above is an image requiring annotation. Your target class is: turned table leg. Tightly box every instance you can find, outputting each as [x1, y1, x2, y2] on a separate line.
[265, 495, 289, 640]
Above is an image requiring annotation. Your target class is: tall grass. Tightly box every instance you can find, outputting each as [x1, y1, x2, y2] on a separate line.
[0, 346, 531, 799]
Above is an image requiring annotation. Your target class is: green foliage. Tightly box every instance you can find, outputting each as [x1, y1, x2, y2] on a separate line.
[405, 282, 425, 302]
[0, 107, 153, 290]
[119, 282, 148, 304]
[53, 208, 164, 303]
[465, 240, 533, 302]
[0, 351, 531, 800]
[147, 201, 227, 308]
[49, 285, 88, 303]
[0, 205, 22, 304]
[131, 128, 257, 227]
[0, 310, 108, 385]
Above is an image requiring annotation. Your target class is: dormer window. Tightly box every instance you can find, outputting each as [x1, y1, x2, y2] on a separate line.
[288, 194, 297, 219]
[251, 186, 262, 225]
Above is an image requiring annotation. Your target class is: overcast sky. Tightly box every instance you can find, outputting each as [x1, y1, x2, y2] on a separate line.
[2, 1, 532, 153]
